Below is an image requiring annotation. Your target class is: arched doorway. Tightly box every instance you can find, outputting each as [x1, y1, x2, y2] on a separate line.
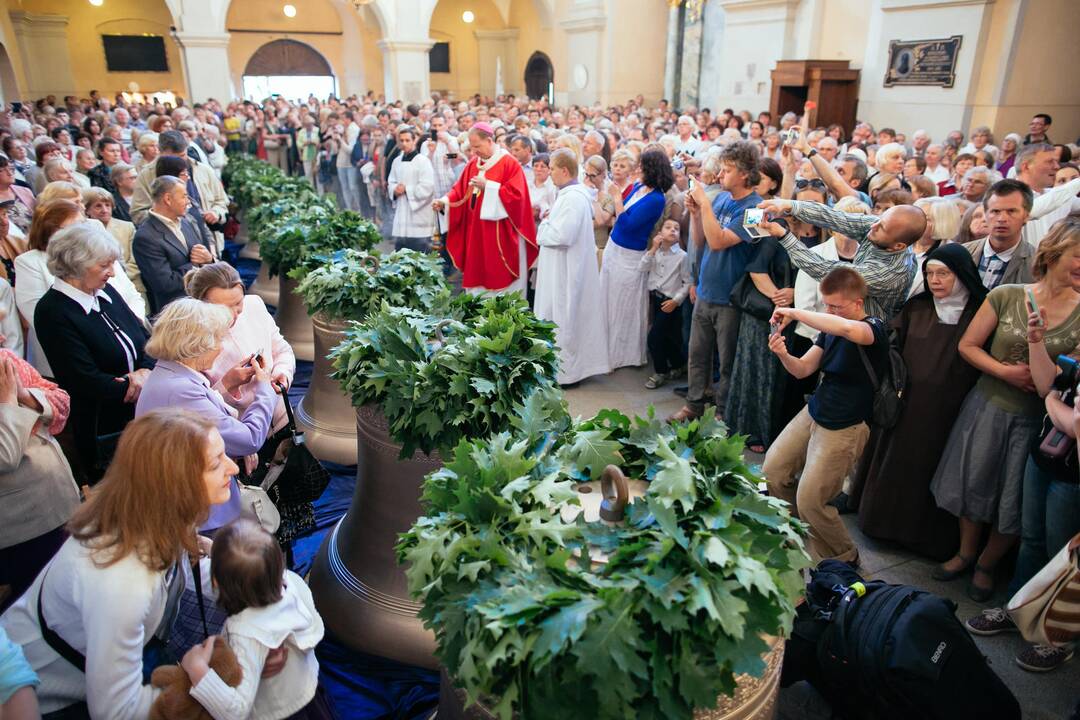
[242, 39, 336, 101]
[524, 51, 553, 100]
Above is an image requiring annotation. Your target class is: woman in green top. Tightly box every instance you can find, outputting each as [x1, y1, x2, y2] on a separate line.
[931, 226, 1080, 602]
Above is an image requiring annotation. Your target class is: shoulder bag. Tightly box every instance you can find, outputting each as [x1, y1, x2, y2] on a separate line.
[730, 254, 791, 321]
[1008, 532, 1080, 647]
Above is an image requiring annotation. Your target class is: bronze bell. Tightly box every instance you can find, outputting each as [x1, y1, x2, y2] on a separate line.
[307, 405, 441, 668]
[249, 260, 279, 307]
[274, 275, 315, 362]
[294, 313, 357, 465]
[294, 256, 378, 466]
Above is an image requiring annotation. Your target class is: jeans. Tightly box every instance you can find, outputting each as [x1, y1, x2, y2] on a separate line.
[337, 166, 359, 211]
[1008, 456, 1080, 596]
[647, 292, 686, 374]
[687, 300, 740, 414]
[764, 406, 869, 562]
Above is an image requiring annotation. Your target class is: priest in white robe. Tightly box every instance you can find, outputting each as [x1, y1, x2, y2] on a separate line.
[388, 124, 436, 252]
[534, 148, 611, 385]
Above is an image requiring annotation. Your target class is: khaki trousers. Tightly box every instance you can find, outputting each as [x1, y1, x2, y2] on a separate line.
[763, 406, 869, 563]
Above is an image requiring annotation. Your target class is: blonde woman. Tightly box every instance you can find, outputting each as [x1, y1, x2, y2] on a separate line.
[136, 297, 277, 531]
[82, 187, 142, 299]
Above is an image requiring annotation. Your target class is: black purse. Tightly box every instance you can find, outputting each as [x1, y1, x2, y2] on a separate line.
[730, 255, 792, 321]
[249, 384, 331, 507]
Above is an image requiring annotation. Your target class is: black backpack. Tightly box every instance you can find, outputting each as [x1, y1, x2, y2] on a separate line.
[856, 325, 907, 429]
[784, 561, 1021, 720]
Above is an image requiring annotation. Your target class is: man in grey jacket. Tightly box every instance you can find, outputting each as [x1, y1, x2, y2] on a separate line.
[963, 179, 1035, 290]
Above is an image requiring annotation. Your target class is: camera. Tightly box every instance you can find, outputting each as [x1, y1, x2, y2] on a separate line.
[1051, 355, 1078, 396]
[779, 129, 800, 146]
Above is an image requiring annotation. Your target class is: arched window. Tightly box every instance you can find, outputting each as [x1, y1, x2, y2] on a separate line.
[242, 39, 336, 100]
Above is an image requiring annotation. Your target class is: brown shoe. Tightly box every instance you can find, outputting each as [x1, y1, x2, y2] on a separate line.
[667, 406, 701, 423]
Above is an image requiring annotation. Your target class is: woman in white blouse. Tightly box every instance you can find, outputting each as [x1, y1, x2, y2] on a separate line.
[14, 199, 145, 377]
[0, 410, 235, 718]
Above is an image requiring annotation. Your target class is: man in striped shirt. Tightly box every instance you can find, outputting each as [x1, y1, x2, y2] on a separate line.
[756, 198, 924, 320]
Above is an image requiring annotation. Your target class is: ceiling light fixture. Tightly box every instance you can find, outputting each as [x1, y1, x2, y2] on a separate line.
[462, 10, 475, 23]
[283, 4, 297, 17]
[89, 0, 104, 6]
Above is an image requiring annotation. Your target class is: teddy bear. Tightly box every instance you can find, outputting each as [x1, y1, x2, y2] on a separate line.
[149, 637, 243, 720]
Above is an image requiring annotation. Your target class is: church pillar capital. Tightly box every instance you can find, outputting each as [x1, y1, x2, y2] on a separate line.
[377, 39, 436, 103]
[173, 32, 233, 103]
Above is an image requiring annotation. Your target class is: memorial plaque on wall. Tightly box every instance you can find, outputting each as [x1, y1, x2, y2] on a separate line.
[883, 35, 962, 88]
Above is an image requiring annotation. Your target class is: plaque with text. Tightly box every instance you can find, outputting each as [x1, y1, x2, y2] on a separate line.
[883, 36, 962, 88]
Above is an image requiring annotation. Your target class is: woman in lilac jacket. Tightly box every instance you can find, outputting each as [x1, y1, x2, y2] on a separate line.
[135, 298, 277, 531]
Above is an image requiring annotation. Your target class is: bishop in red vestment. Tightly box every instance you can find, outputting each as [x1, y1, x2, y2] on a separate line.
[433, 123, 537, 293]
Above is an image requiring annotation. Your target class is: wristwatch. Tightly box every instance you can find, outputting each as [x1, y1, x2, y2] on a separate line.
[806, 148, 818, 159]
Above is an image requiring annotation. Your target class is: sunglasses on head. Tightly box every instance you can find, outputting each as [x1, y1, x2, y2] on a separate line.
[794, 178, 827, 191]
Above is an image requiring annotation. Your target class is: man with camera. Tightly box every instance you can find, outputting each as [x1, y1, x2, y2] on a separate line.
[761, 266, 890, 565]
[421, 114, 460, 200]
[756, 195, 924, 321]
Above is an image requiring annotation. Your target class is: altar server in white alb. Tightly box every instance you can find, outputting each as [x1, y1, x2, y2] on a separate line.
[534, 148, 611, 385]
[388, 124, 436, 252]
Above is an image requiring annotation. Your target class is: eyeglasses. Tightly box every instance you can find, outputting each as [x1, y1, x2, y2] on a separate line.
[585, 172, 602, 179]
[824, 299, 856, 312]
[794, 178, 827, 191]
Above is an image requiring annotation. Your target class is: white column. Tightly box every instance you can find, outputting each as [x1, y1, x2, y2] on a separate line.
[173, 32, 234, 103]
[475, 29, 520, 97]
[378, 39, 435, 103]
[8, 11, 75, 98]
[663, 4, 680, 103]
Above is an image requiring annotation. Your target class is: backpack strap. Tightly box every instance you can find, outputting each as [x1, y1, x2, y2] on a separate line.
[36, 568, 87, 674]
[855, 329, 881, 389]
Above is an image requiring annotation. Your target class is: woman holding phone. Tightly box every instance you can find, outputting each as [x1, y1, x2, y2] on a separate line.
[184, 263, 295, 433]
[931, 219, 1080, 601]
[136, 299, 278, 533]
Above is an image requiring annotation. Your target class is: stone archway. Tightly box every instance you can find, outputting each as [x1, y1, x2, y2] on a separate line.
[524, 50, 552, 100]
[242, 39, 336, 100]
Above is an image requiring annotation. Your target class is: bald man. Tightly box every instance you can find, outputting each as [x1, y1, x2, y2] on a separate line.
[757, 197, 924, 320]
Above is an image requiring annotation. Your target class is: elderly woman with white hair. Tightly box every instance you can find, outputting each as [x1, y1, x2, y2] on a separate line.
[33, 223, 154, 480]
[874, 142, 907, 177]
[131, 131, 159, 172]
[136, 297, 277, 531]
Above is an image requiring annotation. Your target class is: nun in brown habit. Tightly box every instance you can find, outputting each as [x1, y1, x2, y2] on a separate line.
[851, 242, 987, 561]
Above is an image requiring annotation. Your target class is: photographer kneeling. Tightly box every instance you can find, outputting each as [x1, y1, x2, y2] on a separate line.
[761, 264, 889, 566]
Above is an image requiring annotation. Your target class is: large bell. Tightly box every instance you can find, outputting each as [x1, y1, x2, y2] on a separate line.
[438, 467, 786, 719]
[438, 638, 785, 719]
[294, 313, 357, 465]
[274, 275, 314, 362]
[249, 261, 279, 306]
[308, 405, 441, 668]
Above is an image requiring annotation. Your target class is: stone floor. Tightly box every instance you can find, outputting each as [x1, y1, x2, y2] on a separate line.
[564, 364, 1077, 720]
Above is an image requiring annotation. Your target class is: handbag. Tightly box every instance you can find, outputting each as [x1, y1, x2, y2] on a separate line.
[1008, 532, 1080, 647]
[249, 384, 331, 507]
[239, 483, 281, 534]
[730, 255, 791, 321]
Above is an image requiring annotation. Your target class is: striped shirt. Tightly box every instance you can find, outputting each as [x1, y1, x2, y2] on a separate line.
[779, 201, 916, 320]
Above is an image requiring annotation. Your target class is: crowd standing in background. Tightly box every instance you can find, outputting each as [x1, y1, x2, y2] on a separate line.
[0, 87, 1075, 717]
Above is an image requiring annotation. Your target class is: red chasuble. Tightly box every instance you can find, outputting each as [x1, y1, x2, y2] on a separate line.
[444, 150, 538, 291]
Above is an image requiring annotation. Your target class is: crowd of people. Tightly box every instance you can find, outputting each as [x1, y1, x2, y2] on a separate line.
[0, 87, 1074, 717]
